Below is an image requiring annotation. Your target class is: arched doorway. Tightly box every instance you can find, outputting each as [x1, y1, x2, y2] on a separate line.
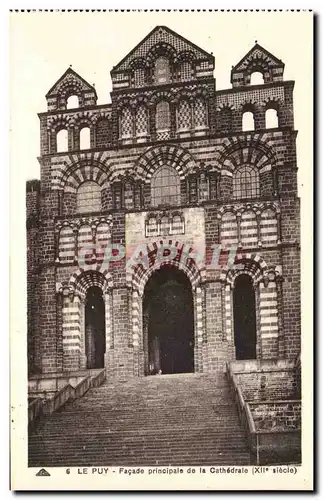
[85, 286, 106, 368]
[233, 274, 257, 360]
[143, 267, 194, 375]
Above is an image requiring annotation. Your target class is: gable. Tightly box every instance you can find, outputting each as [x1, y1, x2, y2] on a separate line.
[46, 68, 97, 98]
[112, 26, 213, 73]
[232, 44, 284, 73]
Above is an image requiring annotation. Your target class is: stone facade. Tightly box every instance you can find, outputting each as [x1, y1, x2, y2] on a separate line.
[26, 26, 300, 378]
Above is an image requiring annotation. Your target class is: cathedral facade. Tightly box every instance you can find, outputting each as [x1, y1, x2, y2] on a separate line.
[26, 26, 300, 379]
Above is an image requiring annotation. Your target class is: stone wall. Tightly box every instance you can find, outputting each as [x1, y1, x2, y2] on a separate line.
[249, 401, 301, 431]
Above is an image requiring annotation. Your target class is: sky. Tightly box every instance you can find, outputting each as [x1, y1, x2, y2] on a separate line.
[9, 10, 312, 191]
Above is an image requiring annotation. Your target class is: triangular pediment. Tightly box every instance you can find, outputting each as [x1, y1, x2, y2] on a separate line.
[232, 43, 284, 72]
[112, 26, 213, 73]
[46, 68, 96, 98]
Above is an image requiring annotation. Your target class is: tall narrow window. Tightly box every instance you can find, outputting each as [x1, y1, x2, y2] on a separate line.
[77, 181, 101, 213]
[80, 127, 91, 150]
[265, 108, 279, 128]
[233, 166, 260, 200]
[120, 108, 133, 139]
[250, 71, 264, 85]
[156, 101, 170, 138]
[67, 95, 79, 109]
[154, 57, 170, 84]
[177, 100, 192, 131]
[242, 111, 255, 131]
[56, 129, 68, 152]
[151, 166, 180, 207]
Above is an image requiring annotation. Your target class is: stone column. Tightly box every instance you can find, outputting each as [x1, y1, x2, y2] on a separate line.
[276, 276, 285, 357]
[56, 291, 63, 372]
[104, 290, 113, 368]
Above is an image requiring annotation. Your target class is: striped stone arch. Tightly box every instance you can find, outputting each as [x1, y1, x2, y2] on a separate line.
[262, 96, 284, 109]
[47, 114, 73, 132]
[68, 269, 113, 299]
[146, 42, 177, 66]
[217, 201, 280, 220]
[216, 102, 236, 112]
[176, 50, 196, 63]
[91, 110, 112, 125]
[55, 78, 84, 99]
[58, 159, 108, 193]
[67, 111, 94, 128]
[240, 98, 257, 111]
[220, 252, 268, 286]
[127, 239, 205, 296]
[192, 87, 209, 99]
[128, 56, 146, 70]
[219, 135, 278, 173]
[259, 201, 281, 215]
[246, 57, 270, 73]
[134, 144, 197, 183]
[174, 89, 194, 103]
[150, 90, 175, 105]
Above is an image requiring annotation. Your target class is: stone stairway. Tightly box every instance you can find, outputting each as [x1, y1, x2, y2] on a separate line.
[29, 372, 252, 467]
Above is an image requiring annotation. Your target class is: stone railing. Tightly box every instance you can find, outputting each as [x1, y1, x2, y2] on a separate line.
[226, 361, 301, 464]
[28, 369, 106, 427]
[28, 398, 43, 429]
[90, 368, 106, 388]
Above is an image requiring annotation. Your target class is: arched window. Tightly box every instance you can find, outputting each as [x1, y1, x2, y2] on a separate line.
[56, 129, 68, 152]
[177, 100, 192, 131]
[242, 111, 255, 131]
[151, 166, 180, 207]
[77, 181, 101, 213]
[133, 68, 145, 87]
[156, 101, 170, 132]
[120, 108, 133, 139]
[67, 95, 79, 109]
[80, 126, 91, 150]
[180, 61, 192, 82]
[233, 166, 260, 200]
[154, 57, 170, 84]
[265, 108, 279, 128]
[250, 71, 264, 85]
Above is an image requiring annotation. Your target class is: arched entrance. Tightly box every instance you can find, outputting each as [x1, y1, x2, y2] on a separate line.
[233, 274, 257, 360]
[85, 286, 106, 368]
[143, 266, 194, 375]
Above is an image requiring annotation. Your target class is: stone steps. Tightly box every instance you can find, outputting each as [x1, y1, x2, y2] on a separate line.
[29, 372, 252, 467]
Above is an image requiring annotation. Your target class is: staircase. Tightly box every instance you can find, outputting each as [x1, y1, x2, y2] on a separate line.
[29, 373, 252, 467]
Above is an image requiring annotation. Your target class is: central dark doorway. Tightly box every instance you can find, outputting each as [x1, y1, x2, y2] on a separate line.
[85, 286, 106, 369]
[143, 267, 194, 375]
[233, 274, 257, 360]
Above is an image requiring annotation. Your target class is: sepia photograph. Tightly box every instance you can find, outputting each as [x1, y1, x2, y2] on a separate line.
[9, 9, 313, 490]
